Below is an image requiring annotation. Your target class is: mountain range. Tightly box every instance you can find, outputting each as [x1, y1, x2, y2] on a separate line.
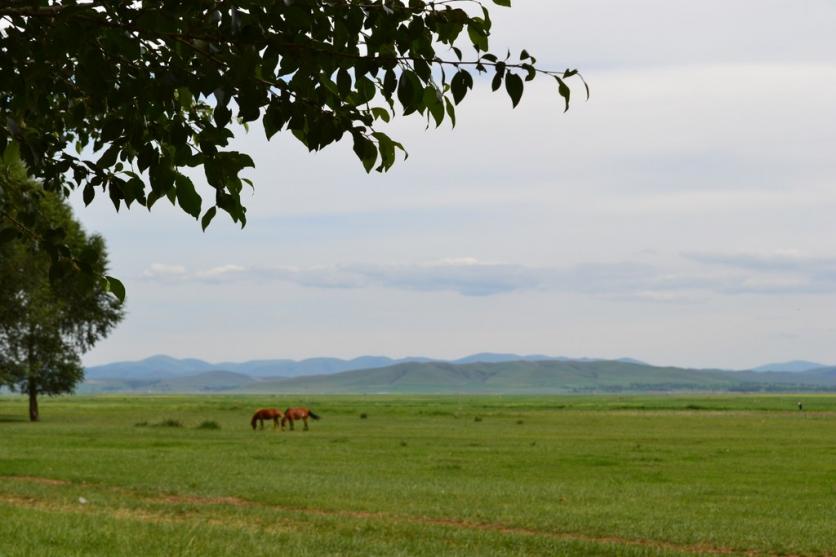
[79, 355, 836, 395]
[84, 353, 647, 380]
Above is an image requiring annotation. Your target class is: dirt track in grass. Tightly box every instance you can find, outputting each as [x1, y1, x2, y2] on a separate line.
[0, 475, 814, 557]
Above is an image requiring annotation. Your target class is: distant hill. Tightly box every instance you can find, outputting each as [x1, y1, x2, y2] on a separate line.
[81, 360, 836, 395]
[85, 353, 644, 381]
[81, 355, 836, 394]
[84, 354, 215, 380]
[255, 361, 836, 394]
[246, 360, 739, 394]
[80, 371, 258, 394]
[85, 354, 434, 380]
[751, 360, 830, 373]
[451, 353, 554, 364]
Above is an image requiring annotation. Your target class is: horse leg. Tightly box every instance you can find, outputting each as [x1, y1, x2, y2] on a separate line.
[289, 419, 294, 431]
[303, 417, 309, 431]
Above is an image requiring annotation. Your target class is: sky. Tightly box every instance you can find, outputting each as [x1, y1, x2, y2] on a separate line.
[72, 1, 836, 369]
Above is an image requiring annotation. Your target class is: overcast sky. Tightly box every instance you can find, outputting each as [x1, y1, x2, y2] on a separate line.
[73, 1, 836, 369]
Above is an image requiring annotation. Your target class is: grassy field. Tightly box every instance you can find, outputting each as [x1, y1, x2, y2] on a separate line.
[1, 394, 835, 556]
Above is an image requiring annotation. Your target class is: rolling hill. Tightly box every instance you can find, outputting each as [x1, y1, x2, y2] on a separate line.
[751, 360, 830, 373]
[246, 360, 742, 394]
[84, 353, 644, 381]
[79, 359, 836, 394]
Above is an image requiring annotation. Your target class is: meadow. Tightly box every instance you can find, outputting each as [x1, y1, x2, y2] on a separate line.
[1, 394, 835, 556]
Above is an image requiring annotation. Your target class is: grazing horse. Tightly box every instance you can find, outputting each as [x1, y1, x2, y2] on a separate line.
[281, 407, 320, 431]
[251, 408, 283, 430]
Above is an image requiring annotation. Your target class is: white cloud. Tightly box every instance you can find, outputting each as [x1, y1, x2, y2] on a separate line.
[194, 264, 246, 281]
[142, 263, 187, 281]
[137, 252, 836, 299]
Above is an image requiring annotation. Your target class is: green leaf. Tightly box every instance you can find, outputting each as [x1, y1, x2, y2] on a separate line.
[555, 76, 571, 112]
[397, 71, 421, 114]
[505, 73, 524, 108]
[82, 184, 95, 206]
[491, 72, 502, 92]
[444, 98, 456, 128]
[467, 22, 489, 51]
[263, 101, 289, 140]
[423, 87, 445, 127]
[201, 207, 217, 231]
[106, 276, 126, 303]
[370, 107, 391, 123]
[2, 142, 20, 165]
[174, 174, 202, 219]
[336, 68, 352, 97]
[176, 87, 193, 110]
[372, 132, 396, 171]
[352, 134, 377, 173]
[451, 70, 473, 105]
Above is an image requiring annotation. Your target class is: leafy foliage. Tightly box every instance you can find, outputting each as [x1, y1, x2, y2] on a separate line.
[0, 159, 123, 421]
[0, 0, 585, 234]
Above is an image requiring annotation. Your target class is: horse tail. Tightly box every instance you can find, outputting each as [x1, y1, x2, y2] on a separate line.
[251, 412, 259, 430]
[308, 410, 321, 420]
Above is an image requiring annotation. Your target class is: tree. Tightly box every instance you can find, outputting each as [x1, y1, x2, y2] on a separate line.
[0, 1, 585, 242]
[0, 157, 124, 421]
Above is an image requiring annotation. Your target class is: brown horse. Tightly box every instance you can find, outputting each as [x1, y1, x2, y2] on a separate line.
[251, 408, 283, 430]
[281, 407, 320, 431]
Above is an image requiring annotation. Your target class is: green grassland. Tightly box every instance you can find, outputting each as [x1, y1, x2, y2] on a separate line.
[1, 394, 835, 556]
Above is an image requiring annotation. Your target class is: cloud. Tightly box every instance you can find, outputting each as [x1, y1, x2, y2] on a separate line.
[682, 250, 836, 295]
[142, 263, 187, 281]
[684, 250, 836, 272]
[132, 258, 705, 299]
[140, 250, 836, 298]
[258, 259, 549, 296]
[194, 265, 246, 281]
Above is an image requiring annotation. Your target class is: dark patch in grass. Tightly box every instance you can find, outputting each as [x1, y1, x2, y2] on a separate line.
[587, 458, 618, 467]
[473, 416, 482, 422]
[153, 419, 183, 428]
[417, 410, 454, 416]
[359, 413, 368, 419]
[433, 462, 463, 471]
[134, 421, 148, 427]
[400, 440, 407, 447]
[516, 419, 524, 425]
[685, 404, 708, 410]
[330, 437, 349, 443]
[0, 415, 27, 423]
[196, 420, 220, 430]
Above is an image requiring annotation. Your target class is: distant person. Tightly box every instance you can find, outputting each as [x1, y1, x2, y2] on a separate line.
[797, 401, 803, 411]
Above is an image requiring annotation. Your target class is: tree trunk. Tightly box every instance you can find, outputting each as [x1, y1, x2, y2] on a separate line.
[28, 385, 39, 422]
[26, 324, 39, 422]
